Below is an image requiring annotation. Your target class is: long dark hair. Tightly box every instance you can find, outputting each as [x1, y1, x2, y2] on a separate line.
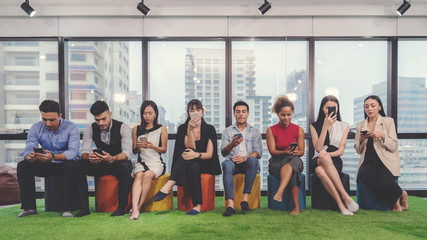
[185, 99, 204, 122]
[139, 100, 159, 130]
[364, 95, 386, 119]
[315, 95, 342, 124]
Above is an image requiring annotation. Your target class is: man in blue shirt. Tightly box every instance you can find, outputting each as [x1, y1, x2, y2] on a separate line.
[17, 100, 80, 218]
[221, 101, 263, 216]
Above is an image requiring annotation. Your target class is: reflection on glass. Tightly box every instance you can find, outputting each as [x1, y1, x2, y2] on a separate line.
[315, 41, 388, 128]
[232, 41, 308, 133]
[149, 42, 226, 133]
[1, 41, 59, 132]
[66, 41, 142, 130]
[398, 40, 427, 133]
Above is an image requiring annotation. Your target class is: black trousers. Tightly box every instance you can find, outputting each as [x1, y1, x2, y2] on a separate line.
[358, 160, 402, 206]
[75, 160, 132, 210]
[17, 160, 75, 211]
[171, 158, 206, 206]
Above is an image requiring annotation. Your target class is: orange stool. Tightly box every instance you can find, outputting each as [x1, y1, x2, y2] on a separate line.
[95, 175, 131, 212]
[223, 174, 260, 210]
[142, 174, 173, 212]
[177, 174, 215, 212]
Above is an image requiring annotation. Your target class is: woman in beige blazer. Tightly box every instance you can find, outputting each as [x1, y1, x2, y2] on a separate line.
[354, 95, 408, 211]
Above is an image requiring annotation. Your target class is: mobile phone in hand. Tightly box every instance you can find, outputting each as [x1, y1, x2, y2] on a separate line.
[138, 135, 148, 142]
[233, 133, 243, 140]
[190, 112, 199, 119]
[290, 142, 297, 151]
[33, 147, 45, 154]
[327, 106, 336, 117]
[360, 130, 368, 135]
[93, 149, 104, 155]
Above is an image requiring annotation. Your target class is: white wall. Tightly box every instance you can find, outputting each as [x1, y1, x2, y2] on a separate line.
[1, 16, 427, 38]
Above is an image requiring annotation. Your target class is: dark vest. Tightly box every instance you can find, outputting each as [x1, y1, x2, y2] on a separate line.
[92, 119, 123, 156]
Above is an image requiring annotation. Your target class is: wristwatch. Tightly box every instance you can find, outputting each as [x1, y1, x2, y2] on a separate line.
[199, 153, 202, 159]
[51, 154, 55, 162]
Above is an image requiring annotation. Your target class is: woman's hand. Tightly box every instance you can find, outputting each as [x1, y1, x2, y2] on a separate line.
[318, 150, 329, 159]
[136, 140, 145, 149]
[188, 118, 201, 131]
[323, 112, 337, 129]
[366, 130, 385, 140]
[182, 148, 198, 160]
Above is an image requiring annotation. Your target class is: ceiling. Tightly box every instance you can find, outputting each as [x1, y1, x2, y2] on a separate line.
[1, 0, 427, 17]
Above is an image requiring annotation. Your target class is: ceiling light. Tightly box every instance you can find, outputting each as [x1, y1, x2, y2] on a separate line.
[137, 0, 151, 16]
[258, 0, 271, 15]
[396, 0, 411, 16]
[21, 0, 36, 17]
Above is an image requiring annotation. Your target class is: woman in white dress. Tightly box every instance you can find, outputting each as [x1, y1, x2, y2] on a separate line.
[129, 100, 168, 220]
[310, 95, 358, 215]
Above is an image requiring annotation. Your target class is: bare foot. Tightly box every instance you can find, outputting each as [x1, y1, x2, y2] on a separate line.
[290, 208, 300, 215]
[400, 191, 408, 210]
[393, 201, 402, 212]
[129, 209, 140, 220]
[273, 194, 283, 202]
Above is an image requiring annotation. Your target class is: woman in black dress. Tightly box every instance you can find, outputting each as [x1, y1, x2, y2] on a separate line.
[153, 99, 221, 215]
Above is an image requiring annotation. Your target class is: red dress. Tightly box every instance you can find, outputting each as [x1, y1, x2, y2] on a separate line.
[270, 122, 300, 150]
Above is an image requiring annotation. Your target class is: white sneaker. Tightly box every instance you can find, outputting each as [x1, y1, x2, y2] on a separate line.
[340, 209, 354, 215]
[61, 211, 73, 218]
[17, 209, 38, 218]
[346, 200, 359, 212]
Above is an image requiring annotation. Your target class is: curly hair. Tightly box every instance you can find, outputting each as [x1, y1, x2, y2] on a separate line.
[272, 95, 294, 114]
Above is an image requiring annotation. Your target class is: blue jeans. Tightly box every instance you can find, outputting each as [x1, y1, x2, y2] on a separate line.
[222, 156, 259, 200]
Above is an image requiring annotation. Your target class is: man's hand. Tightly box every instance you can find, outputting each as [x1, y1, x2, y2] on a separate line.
[88, 153, 102, 164]
[35, 150, 54, 162]
[25, 152, 37, 162]
[232, 155, 247, 164]
[229, 136, 243, 148]
[94, 151, 113, 163]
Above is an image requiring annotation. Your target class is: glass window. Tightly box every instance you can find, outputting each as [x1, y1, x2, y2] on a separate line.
[315, 40, 388, 127]
[66, 41, 142, 130]
[398, 39, 427, 133]
[232, 40, 308, 133]
[46, 72, 58, 81]
[398, 139, 427, 190]
[149, 41, 226, 133]
[0, 41, 59, 137]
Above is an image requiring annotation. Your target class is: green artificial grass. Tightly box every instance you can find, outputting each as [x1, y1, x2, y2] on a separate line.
[0, 196, 426, 240]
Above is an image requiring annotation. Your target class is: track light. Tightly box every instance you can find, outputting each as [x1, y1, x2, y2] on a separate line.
[137, 0, 150, 16]
[396, 0, 411, 16]
[258, 0, 271, 15]
[21, 0, 36, 17]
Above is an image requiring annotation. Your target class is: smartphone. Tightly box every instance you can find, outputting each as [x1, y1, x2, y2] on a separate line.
[290, 142, 298, 151]
[360, 130, 368, 135]
[93, 149, 104, 155]
[33, 147, 45, 154]
[327, 106, 336, 117]
[190, 112, 199, 119]
[138, 135, 148, 142]
[233, 133, 243, 139]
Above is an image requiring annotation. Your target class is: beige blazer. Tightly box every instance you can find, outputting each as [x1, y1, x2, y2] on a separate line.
[354, 115, 400, 178]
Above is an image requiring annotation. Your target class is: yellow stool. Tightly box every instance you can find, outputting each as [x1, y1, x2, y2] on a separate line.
[142, 174, 173, 212]
[224, 174, 260, 210]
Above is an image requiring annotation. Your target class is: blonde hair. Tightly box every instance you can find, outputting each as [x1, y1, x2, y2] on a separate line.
[272, 95, 295, 114]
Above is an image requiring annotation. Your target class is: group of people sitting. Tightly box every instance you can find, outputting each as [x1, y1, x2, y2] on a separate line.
[16, 94, 408, 220]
